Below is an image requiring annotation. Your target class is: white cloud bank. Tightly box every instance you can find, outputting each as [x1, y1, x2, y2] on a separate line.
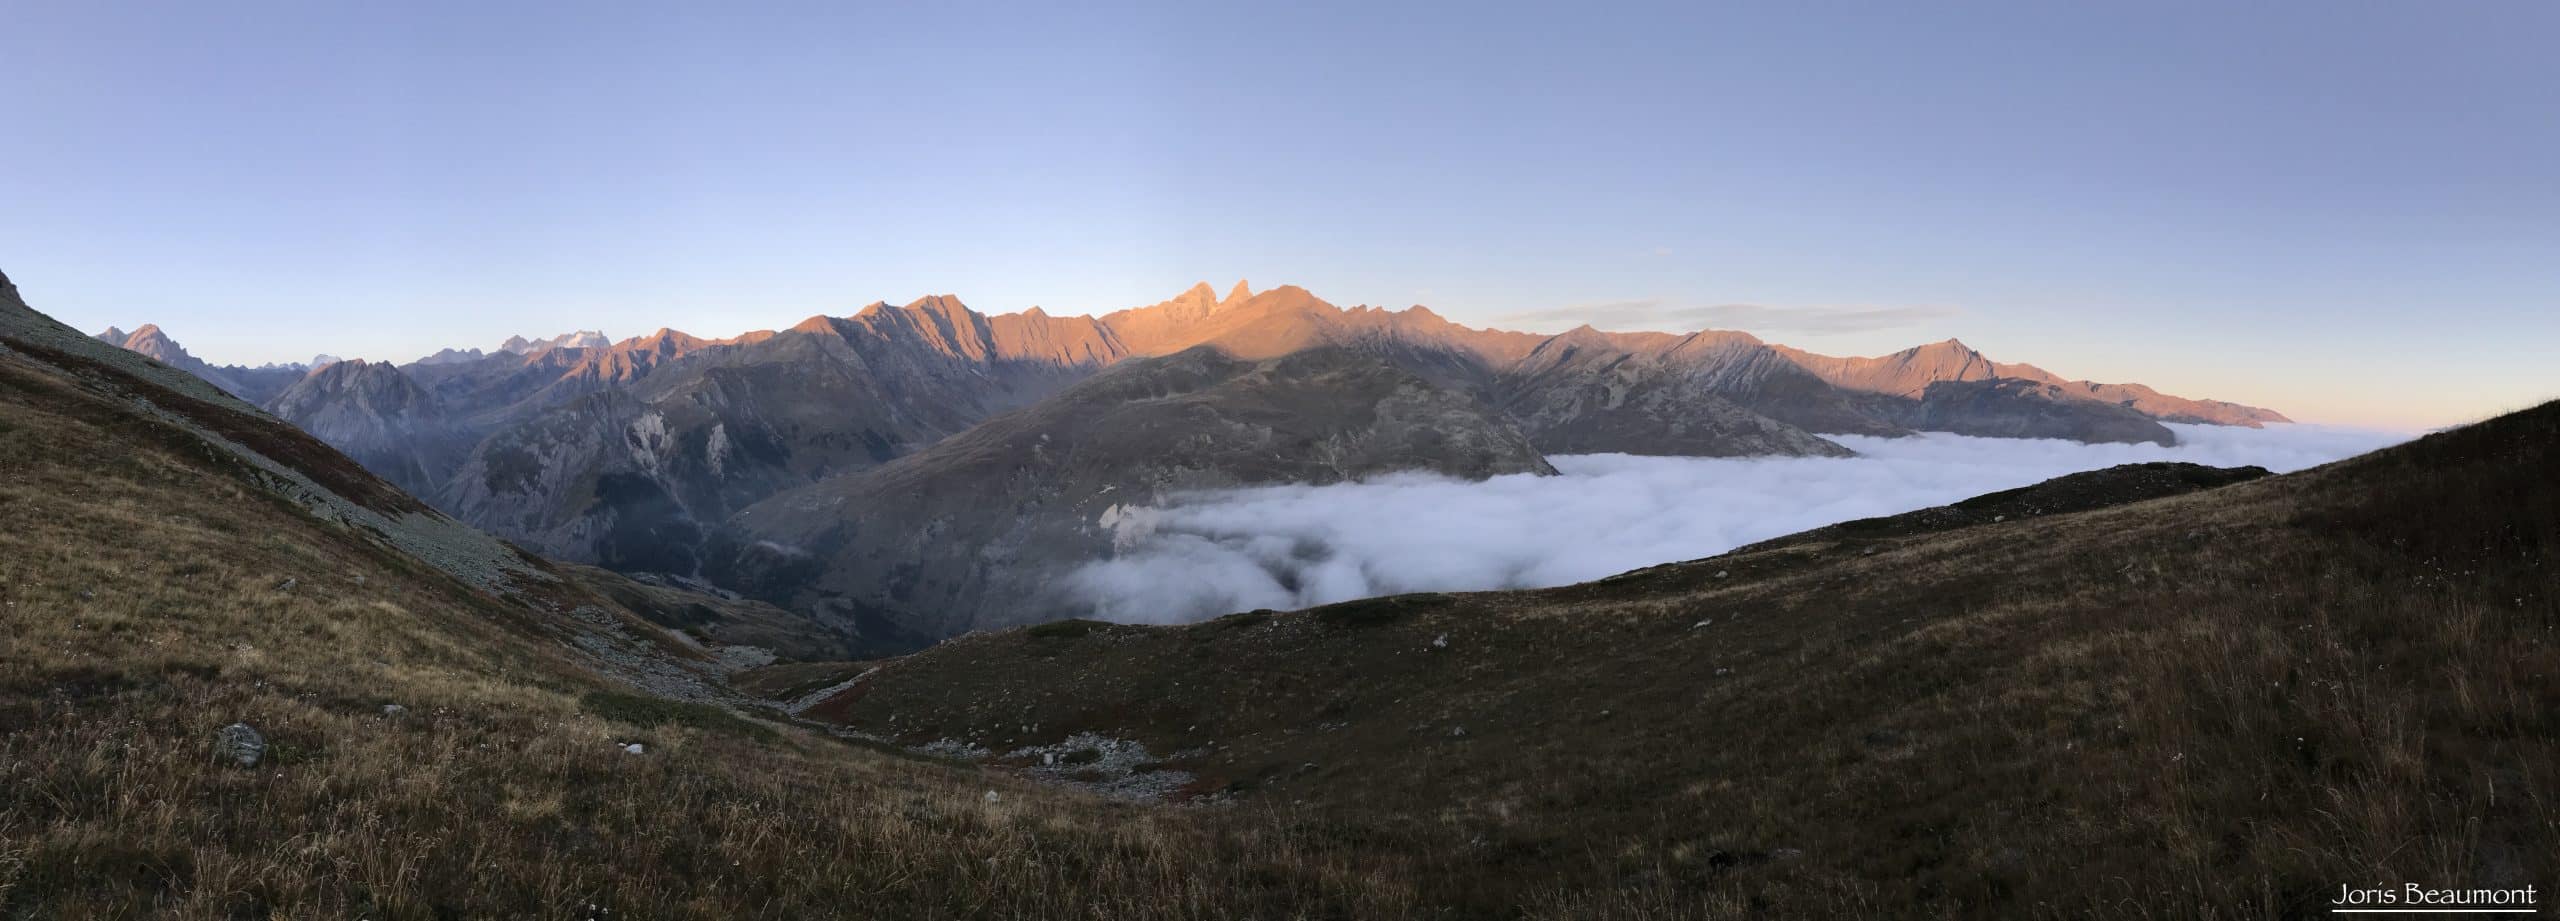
[1068, 423, 2415, 624]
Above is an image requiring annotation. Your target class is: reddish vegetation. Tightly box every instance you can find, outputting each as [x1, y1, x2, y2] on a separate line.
[1, 336, 429, 517]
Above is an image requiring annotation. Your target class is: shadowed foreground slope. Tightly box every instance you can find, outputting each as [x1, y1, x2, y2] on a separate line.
[810, 401, 2560, 917]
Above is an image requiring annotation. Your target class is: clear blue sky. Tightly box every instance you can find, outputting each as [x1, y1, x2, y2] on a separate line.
[3, 1, 2551, 426]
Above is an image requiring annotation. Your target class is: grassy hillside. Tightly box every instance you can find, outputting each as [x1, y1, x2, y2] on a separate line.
[809, 403, 2560, 917]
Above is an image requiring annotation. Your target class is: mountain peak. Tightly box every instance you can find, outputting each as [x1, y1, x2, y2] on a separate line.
[1901, 337, 1981, 359]
[1224, 279, 1254, 306]
[903, 294, 973, 316]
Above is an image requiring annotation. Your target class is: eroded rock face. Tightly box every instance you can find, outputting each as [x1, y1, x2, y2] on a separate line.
[268, 360, 471, 500]
[708, 347, 1556, 653]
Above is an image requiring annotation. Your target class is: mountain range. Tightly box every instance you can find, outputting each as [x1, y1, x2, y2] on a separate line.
[4, 265, 2542, 919]
[88, 280, 2287, 651]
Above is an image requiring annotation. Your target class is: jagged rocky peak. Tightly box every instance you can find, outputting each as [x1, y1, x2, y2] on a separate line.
[113, 324, 185, 358]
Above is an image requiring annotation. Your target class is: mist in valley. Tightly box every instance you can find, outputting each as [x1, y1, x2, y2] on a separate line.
[1071, 423, 2414, 624]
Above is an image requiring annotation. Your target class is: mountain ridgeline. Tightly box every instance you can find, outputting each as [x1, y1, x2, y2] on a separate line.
[85, 279, 2285, 652]
[9, 265, 2544, 918]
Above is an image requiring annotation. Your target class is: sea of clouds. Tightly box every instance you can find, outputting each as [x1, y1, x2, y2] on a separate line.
[1068, 423, 2416, 624]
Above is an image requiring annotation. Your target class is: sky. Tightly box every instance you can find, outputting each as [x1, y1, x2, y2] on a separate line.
[1, 0, 2551, 427]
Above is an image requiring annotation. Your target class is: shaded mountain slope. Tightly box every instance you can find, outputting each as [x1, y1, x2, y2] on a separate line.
[802, 399, 2557, 917]
[1883, 377, 2177, 445]
[710, 346, 1557, 651]
[434, 296, 1126, 566]
[1494, 328, 1856, 456]
[266, 358, 473, 499]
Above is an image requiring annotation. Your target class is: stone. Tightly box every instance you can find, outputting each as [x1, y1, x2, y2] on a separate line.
[217, 723, 266, 768]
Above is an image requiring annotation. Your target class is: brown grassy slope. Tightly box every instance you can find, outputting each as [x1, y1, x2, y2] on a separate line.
[814, 403, 2560, 918]
[0, 298, 1424, 917]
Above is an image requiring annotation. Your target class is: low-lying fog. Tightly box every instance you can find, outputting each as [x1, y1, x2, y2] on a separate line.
[1071, 424, 2414, 624]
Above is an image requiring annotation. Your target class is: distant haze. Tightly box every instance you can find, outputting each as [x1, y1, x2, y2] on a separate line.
[1071, 423, 2412, 624]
